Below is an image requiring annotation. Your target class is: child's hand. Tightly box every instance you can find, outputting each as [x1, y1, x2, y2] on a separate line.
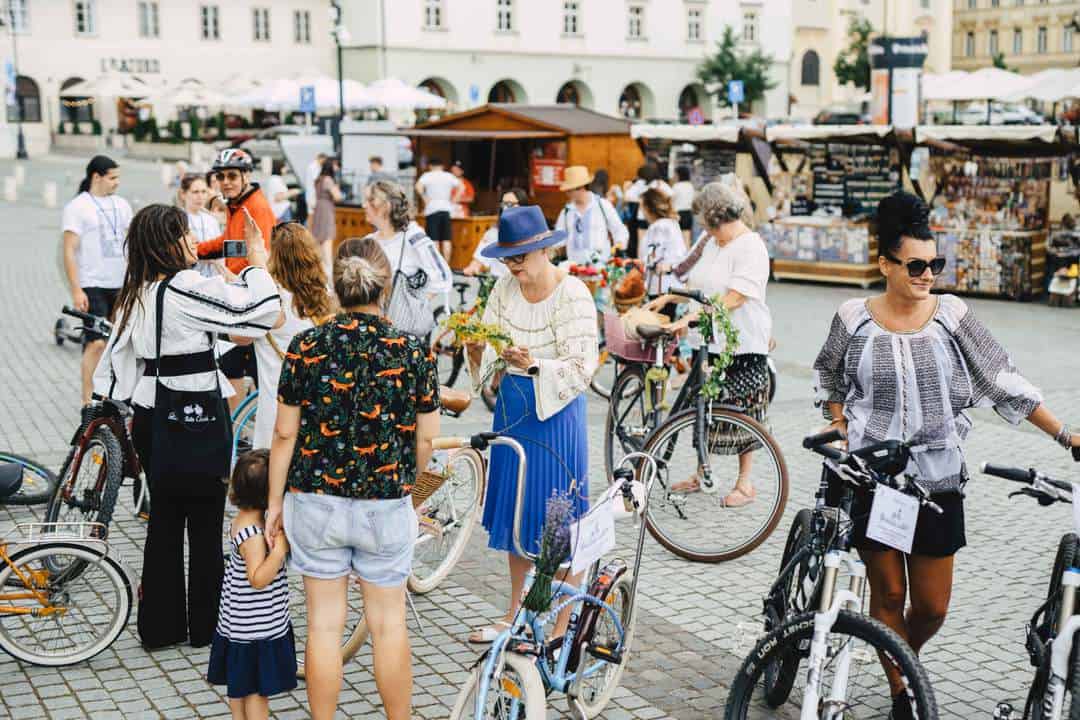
[274, 533, 290, 555]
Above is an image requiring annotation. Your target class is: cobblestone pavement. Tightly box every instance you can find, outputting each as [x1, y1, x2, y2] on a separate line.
[2, 155, 1080, 718]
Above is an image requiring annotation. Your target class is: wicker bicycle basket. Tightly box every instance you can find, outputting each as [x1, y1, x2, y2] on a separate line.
[411, 470, 447, 509]
[613, 292, 646, 314]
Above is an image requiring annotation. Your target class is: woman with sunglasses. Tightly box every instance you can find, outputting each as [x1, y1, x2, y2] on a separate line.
[463, 188, 529, 278]
[813, 191, 1079, 718]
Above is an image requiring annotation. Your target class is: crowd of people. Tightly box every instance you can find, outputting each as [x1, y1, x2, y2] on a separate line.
[61, 147, 1080, 720]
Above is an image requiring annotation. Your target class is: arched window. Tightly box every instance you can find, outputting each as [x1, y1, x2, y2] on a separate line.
[488, 80, 517, 103]
[60, 76, 95, 124]
[557, 82, 580, 105]
[619, 85, 643, 118]
[801, 50, 821, 86]
[678, 85, 701, 122]
[8, 75, 41, 123]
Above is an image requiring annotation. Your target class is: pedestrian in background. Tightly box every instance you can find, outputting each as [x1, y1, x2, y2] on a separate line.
[415, 157, 460, 261]
[624, 164, 672, 258]
[304, 152, 327, 225]
[638, 188, 686, 298]
[264, 160, 299, 223]
[62, 155, 133, 405]
[671, 165, 695, 247]
[463, 187, 529, 278]
[180, 174, 224, 278]
[309, 158, 343, 279]
[555, 165, 628, 266]
[450, 160, 475, 218]
[366, 155, 395, 186]
[268, 239, 440, 720]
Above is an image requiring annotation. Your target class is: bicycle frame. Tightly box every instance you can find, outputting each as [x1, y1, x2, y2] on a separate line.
[1041, 568, 1080, 719]
[63, 402, 146, 519]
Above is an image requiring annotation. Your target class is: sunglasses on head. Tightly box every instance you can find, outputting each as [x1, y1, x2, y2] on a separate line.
[885, 255, 947, 277]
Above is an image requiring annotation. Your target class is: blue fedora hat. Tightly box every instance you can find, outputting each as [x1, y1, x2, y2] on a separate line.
[480, 205, 567, 260]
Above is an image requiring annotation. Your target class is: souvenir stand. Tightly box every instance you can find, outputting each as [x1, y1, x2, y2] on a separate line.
[913, 125, 1074, 300]
[760, 125, 906, 288]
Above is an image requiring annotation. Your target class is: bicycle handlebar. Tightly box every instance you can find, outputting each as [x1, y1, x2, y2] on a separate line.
[803, 428, 845, 450]
[981, 461, 1073, 506]
[62, 306, 100, 323]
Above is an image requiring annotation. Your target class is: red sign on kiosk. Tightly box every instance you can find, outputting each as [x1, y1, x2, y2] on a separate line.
[530, 158, 566, 191]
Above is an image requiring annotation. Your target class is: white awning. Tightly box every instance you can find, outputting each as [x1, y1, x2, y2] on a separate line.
[921, 68, 1030, 102]
[630, 123, 741, 144]
[1005, 68, 1080, 102]
[765, 124, 893, 142]
[915, 124, 1059, 143]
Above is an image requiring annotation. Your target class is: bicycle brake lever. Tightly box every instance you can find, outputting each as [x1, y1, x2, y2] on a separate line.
[1008, 488, 1056, 506]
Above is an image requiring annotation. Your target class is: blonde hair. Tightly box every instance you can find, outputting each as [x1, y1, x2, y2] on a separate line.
[334, 237, 392, 308]
[366, 180, 411, 232]
[268, 224, 335, 320]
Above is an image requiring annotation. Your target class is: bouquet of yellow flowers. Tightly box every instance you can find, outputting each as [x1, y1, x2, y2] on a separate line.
[442, 312, 513, 355]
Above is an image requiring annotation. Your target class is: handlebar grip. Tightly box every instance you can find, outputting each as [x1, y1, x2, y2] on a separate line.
[62, 305, 96, 322]
[803, 429, 845, 450]
[669, 288, 707, 304]
[817, 445, 845, 462]
[1044, 475, 1074, 493]
[980, 463, 1034, 484]
[432, 437, 469, 451]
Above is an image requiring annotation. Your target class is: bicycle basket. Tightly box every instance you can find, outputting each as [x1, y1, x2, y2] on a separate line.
[603, 311, 676, 364]
[410, 470, 447, 509]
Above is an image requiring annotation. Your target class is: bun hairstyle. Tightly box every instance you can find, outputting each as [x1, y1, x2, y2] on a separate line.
[78, 155, 118, 195]
[334, 237, 392, 308]
[874, 191, 933, 259]
[641, 187, 676, 220]
[692, 181, 749, 231]
[366, 180, 411, 232]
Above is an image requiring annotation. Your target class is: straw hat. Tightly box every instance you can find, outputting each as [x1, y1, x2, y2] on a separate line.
[559, 165, 594, 192]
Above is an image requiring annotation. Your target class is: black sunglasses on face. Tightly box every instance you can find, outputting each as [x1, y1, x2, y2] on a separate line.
[504, 252, 529, 266]
[214, 171, 243, 182]
[885, 255, 947, 277]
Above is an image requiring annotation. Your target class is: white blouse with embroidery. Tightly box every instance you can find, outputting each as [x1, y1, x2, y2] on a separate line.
[477, 274, 599, 421]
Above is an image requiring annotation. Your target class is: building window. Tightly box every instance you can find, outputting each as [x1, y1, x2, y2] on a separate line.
[253, 7, 271, 41]
[200, 5, 220, 40]
[425, 0, 445, 29]
[1013, 27, 1022, 53]
[563, 1, 580, 34]
[1015, 0, 1023, 6]
[920, 0, 929, 8]
[137, 2, 159, 38]
[619, 84, 645, 118]
[496, 0, 513, 31]
[742, 11, 758, 43]
[628, 5, 644, 39]
[9, 0, 28, 33]
[8, 76, 41, 123]
[991, 0, 998, 6]
[989, 29, 998, 55]
[1037, 25, 1047, 53]
[687, 7, 703, 41]
[1065, 26, 1074, 53]
[967, 0, 975, 8]
[801, 50, 820, 85]
[293, 10, 311, 43]
[74, 0, 96, 35]
[965, 31, 975, 57]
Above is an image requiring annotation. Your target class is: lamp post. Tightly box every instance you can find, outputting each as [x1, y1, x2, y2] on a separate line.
[330, 1, 346, 155]
[1, 2, 27, 159]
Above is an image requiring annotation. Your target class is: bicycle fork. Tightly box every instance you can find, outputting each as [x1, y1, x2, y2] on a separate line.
[801, 551, 867, 720]
[1045, 569, 1080, 719]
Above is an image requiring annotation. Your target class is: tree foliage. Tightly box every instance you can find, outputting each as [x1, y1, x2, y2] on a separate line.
[697, 26, 776, 108]
[833, 17, 874, 91]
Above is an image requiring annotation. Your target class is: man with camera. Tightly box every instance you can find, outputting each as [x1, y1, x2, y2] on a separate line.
[196, 148, 277, 408]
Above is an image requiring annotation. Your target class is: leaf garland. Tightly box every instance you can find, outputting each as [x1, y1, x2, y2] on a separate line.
[441, 311, 512, 355]
[697, 295, 740, 401]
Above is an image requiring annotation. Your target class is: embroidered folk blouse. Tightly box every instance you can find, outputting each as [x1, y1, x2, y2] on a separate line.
[477, 274, 599, 422]
[813, 295, 1042, 492]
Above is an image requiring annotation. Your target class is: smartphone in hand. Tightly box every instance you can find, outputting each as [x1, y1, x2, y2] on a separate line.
[223, 240, 246, 258]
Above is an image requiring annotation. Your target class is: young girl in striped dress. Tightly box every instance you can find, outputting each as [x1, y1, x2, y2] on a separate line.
[207, 450, 297, 719]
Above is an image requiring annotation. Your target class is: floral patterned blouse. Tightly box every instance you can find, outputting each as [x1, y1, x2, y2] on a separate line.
[277, 312, 440, 499]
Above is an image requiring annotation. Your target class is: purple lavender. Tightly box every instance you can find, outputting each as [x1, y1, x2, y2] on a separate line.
[523, 491, 575, 613]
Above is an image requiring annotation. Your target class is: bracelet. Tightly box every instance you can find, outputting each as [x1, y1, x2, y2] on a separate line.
[1056, 424, 1073, 449]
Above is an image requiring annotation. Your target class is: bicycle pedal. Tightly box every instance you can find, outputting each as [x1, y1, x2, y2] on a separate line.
[509, 639, 541, 657]
[587, 641, 623, 665]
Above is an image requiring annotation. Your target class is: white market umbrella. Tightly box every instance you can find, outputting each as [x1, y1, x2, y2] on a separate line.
[924, 68, 1029, 102]
[363, 77, 447, 111]
[60, 73, 156, 99]
[922, 71, 971, 102]
[234, 75, 371, 112]
[146, 81, 229, 108]
[1006, 68, 1080, 102]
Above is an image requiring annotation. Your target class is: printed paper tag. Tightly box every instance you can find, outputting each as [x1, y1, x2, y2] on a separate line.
[569, 500, 616, 575]
[865, 485, 919, 555]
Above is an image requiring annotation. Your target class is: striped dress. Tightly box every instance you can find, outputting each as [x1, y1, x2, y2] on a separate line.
[216, 525, 290, 642]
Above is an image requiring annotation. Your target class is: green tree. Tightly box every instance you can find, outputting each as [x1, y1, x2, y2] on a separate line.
[992, 52, 1015, 71]
[697, 26, 776, 109]
[834, 17, 874, 91]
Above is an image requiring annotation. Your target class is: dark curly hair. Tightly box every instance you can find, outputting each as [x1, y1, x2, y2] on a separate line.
[874, 191, 933, 259]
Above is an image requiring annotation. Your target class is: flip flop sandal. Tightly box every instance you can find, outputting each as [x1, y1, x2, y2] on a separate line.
[722, 486, 756, 508]
[468, 620, 512, 644]
[669, 474, 702, 494]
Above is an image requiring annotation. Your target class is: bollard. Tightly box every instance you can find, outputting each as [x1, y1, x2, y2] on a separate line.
[42, 181, 57, 208]
[13, 164, 25, 185]
[3, 177, 16, 202]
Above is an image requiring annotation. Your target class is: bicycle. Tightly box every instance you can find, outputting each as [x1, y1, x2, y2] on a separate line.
[0, 453, 59, 506]
[443, 431, 659, 719]
[725, 429, 939, 719]
[980, 461, 1080, 720]
[604, 287, 788, 562]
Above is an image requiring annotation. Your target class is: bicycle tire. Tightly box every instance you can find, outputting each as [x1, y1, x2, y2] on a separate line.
[1070, 644, 1080, 720]
[448, 651, 547, 720]
[0, 452, 60, 506]
[725, 610, 938, 720]
[431, 307, 465, 389]
[44, 426, 124, 537]
[590, 348, 613, 400]
[408, 448, 485, 594]
[603, 365, 649, 480]
[1049, 534, 1079, 632]
[575, 573, 635, 717]
[641, 407, 789, 563]
[231, 400, 259, 467]
[0, 542, 132, 666]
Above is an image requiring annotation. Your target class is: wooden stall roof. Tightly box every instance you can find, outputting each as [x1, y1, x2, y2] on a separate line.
[414, 103, 635, 137]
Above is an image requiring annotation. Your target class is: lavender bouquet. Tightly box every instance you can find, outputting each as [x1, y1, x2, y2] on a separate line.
[522, 492, 575, 614]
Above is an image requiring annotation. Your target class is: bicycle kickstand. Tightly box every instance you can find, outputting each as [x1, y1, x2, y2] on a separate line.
[406, 590, 425, 631]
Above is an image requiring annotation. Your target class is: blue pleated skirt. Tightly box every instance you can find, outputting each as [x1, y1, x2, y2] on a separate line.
[482, 374, 589, 557]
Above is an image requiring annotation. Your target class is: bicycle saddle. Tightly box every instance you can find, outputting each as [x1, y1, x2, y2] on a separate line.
[441, 387, 472, 415]
[0, 463, 23, 500]
[850, 440, 910, 478]
[635, 324, 672, 341]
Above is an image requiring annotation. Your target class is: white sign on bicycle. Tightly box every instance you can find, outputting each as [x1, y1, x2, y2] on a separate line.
[570, 500, 616, 575]
[866, 485, 918, 554]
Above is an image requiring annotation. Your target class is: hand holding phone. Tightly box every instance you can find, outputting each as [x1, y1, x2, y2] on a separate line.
[242, 208, 269, 268]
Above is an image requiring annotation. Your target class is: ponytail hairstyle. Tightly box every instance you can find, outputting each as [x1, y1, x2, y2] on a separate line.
[78, 155, 118, 196]
[112, 204, 192, 338]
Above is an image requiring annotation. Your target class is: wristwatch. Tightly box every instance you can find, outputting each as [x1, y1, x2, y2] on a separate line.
[526, 362, 540, 377]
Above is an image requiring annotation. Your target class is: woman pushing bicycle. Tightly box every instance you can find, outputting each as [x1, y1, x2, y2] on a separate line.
[812, 191, 1080, 719]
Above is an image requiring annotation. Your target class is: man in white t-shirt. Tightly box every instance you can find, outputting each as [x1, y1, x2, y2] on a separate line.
[415, 157, 460, 261]
[304, 152, 327, 225]
[62, 155, 133, 404]
[265, 160, 299, 222]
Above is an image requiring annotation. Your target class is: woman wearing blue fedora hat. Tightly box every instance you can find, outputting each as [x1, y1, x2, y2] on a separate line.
[465, 205, 599, 644]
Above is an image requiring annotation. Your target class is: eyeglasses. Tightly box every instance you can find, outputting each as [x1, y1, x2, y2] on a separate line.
[503, 252, 529, 266]
[884, 255, 947, 278]
[500, 201, 520, 209]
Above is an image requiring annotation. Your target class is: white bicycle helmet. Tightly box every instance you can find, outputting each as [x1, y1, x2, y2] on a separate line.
[212, 148, 254, 172]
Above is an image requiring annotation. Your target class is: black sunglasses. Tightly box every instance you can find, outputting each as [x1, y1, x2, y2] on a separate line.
[503, 252, 529, 266]
[885, 255, 947, 277]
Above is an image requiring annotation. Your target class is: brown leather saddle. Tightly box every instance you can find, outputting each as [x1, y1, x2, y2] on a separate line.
[441, 386, 472, 415]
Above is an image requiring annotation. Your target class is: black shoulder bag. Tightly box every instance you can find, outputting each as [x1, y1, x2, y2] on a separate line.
[150, 276, 233, 484]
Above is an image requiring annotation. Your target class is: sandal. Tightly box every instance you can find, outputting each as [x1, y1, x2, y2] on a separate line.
[468, 620, 512, 644]
[722, 486, 756, 508]
[669, 474, 701, 494]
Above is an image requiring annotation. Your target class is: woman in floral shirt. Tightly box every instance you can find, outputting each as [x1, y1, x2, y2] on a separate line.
[267, 237, 439, 720]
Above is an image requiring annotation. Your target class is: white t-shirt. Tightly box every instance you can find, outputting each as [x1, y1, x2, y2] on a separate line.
[417, 170, 460, 216]
[638, 218, 687, 294]
[253, 289, 314, 449]
[683, 231, 772, 356]
[671, 181, 695, 212]
[473, 227, 508, 278]
[626, 179, 673, 220]
[187, 210, 223, 278]
[304, 160, 321, 212]
[62, 192, 134, 289]
[264, 175, 291, 219]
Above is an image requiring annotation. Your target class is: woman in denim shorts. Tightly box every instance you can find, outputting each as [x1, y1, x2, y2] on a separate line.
[267, 237, 440, 720]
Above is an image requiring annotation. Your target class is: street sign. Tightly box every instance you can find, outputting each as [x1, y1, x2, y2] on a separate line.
[299, 85, 316, 114]
[727, 80, 745, 105]
[687, 106, 705, 126]
[469, 84, 480, 104]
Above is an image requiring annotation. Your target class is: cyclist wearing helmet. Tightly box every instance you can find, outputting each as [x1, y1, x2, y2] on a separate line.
[197, 148, 276, 274]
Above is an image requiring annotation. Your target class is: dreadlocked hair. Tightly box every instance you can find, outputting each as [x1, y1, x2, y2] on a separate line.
[268, 223, 335, 320]
[113, 204, 192, 338]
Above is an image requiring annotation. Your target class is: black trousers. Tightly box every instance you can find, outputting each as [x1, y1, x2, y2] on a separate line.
[132, 407, 227, 648]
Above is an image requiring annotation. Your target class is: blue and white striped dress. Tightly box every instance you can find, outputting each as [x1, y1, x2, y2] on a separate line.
[216, 525, 290, 641]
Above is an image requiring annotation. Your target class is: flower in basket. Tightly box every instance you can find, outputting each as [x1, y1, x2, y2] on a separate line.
[522, 491, 575, 614]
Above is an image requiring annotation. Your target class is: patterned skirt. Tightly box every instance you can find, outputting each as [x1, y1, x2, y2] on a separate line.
[707, 353, 771, 455]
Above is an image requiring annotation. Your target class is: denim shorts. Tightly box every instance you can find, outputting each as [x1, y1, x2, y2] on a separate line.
[283, 492, 417, 587]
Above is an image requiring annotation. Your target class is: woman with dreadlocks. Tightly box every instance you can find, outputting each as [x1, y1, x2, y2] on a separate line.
[92, 203, 282, 650]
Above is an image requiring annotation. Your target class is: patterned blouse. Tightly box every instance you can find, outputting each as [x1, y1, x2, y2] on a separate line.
[277, 312, 440, 499]
[813, 295, 1042, 492]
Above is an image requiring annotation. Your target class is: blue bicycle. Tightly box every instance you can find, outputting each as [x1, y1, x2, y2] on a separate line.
[441, 432, 658, 720]
[230, 391, 259, 468]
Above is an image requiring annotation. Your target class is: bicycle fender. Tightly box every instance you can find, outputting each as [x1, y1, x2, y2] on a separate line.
[566, 560, 628, 673]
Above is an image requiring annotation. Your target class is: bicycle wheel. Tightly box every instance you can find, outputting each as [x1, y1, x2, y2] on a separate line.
[603, 366, 650, 479]
[1029, 533, 1080, 720]
[590, 348, 613, 400]
[290, 571, 370, 679]
[576, 574, 635, 717]
[409, 448, 484, 594]
[0, 452, 59, 506]
[449, 651, 547, 720]
[232, 400, 258, 466]
[44, 426, 124, 536]
[640, 407, 788, 562]
[725, 610, 938, 720]
[0, 542, 132, 666]
[481, 371, 502, 413]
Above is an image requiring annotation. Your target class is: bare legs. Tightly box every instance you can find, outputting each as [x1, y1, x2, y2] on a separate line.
[227, 695, 269, 720]
[81, 340, 105, 405]
[359, 579, 413, 720]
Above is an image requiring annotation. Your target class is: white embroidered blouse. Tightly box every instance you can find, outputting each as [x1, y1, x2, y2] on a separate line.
[477, 274, 599, 421]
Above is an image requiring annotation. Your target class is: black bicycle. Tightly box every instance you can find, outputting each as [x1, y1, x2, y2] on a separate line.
[431, 271, 500, 411]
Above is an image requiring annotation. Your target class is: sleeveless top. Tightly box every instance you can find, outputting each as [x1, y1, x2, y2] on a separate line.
[216, 525, 290, 642]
